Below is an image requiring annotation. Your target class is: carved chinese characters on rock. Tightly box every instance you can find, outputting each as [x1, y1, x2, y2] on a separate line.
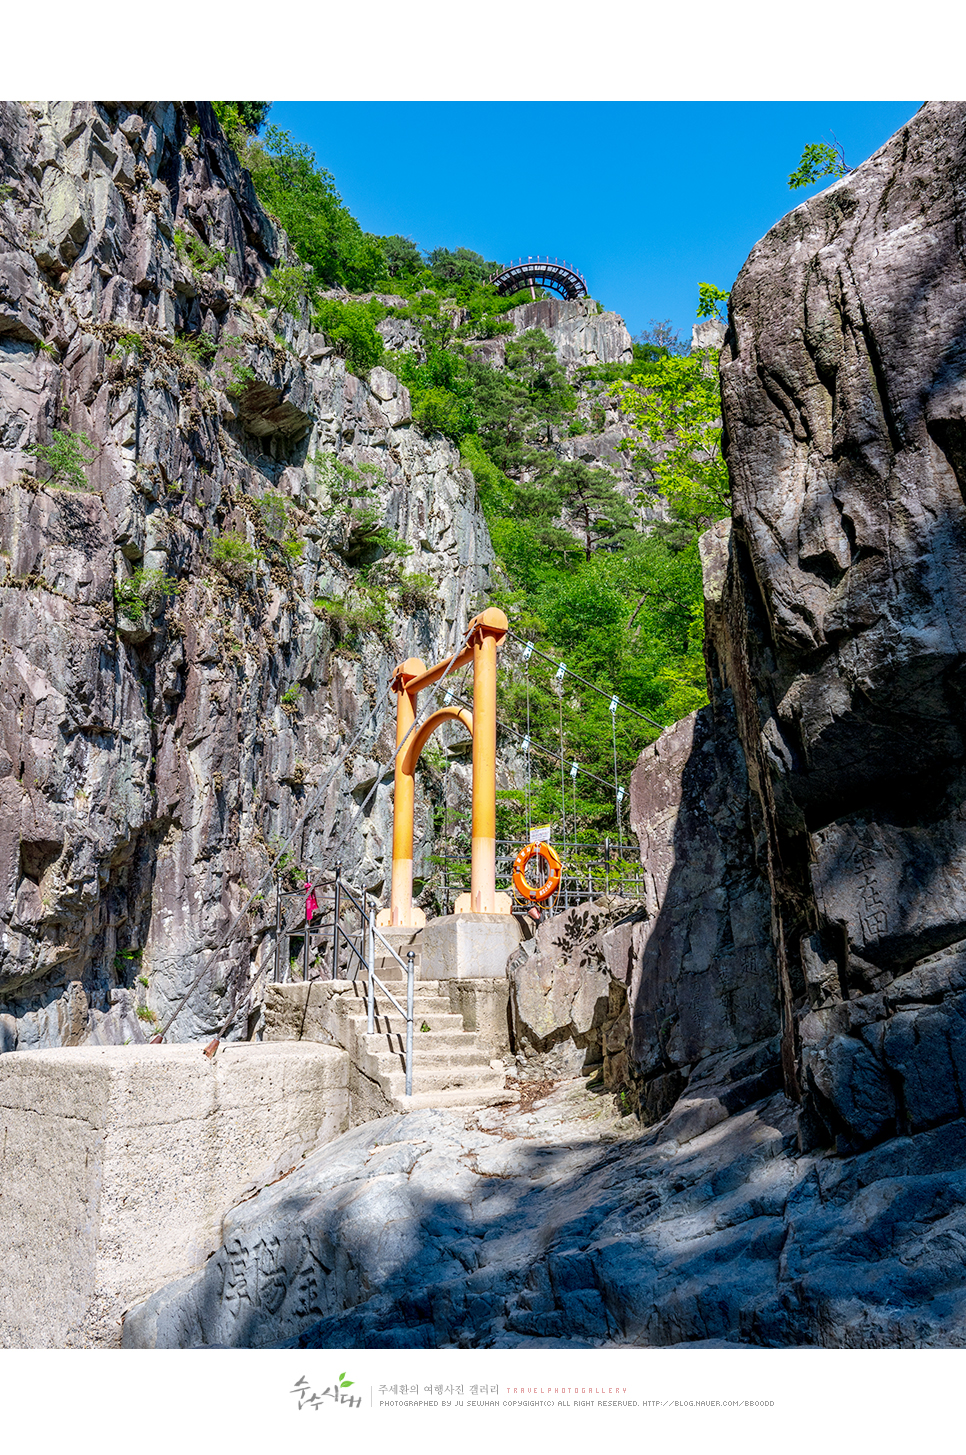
[221, 1235, 286, 1316]
[852, 847, 888, 946]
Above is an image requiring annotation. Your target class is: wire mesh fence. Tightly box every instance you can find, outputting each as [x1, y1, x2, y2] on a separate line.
[429, 837, 646, 916]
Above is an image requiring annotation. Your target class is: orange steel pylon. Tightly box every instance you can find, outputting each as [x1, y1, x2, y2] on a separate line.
[381, 608, 509, 928]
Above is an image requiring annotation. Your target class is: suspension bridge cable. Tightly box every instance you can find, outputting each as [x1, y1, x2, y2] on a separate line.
[439, 686, 631, 798]
[556, 662, 568, 850]
[523, 641, 533, 840]
[609, 693, 624, 857]
[505, 629, 668, 731]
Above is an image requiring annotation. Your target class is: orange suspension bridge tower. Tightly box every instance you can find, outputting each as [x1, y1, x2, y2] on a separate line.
[380, 608, 511, 928]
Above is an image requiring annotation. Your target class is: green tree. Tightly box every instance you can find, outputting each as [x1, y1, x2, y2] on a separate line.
[548, 459, 637, 561]
[212, 102, 270, 137]
[696, 282, 730, 322]
[243, 126, 386, 292]
[504, 329, 576, 445]
[262, 263, 312, 319]
[788, 139, 851, 189]
[379, 234, 424, 279]
[313, 298, 385, 375]
[634, 319, 689, 357]
[467, 329, 575, 474]
[27, 428, 96, 490]
[615, 348, 729, 534]
[427, 247, 499, 290]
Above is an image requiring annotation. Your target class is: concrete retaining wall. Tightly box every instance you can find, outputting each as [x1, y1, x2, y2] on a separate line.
[0, 1042, 349, 1347]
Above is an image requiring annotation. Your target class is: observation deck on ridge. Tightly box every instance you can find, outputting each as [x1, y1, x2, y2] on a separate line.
[489, 257, 589, 301]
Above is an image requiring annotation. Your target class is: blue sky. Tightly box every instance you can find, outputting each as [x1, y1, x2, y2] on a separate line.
[266, 101, 922, 343]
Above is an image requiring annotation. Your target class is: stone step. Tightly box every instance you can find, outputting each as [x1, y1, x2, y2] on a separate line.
[336, 983, 448, 1006]
[377, 1062, 504, 1097]
[362, 1034, 492, 1064]
[354, 1018, 468, 1041]
[394, 1087, 516, 1111]
[338, 994, 454, 1019]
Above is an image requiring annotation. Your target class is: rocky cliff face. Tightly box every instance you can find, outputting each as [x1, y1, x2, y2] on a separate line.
[518, 101, 966, 1170]
[712, 100, 966, 1151]
[112, 100, 966, 1353]
[508, 297, 632, 369]
[0, 102, 494, 1049]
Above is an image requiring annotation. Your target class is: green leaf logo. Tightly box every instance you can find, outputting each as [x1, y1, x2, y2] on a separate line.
[338, 1371, 354, 1387]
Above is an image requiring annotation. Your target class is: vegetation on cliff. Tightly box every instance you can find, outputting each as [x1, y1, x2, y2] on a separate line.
[217, 106, 729, 840]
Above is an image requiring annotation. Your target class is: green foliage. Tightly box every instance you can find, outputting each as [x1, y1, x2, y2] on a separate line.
[441, 328, 577, 472]
[136, 1006, 158, 1023]
[309, 451, 379, 503]
[635, 319, 689, 357]
[472, 315, 515, 339]
[262, 264, 312, 317]
[789, 139, 850, 190]
[211, 532, 258, 572]
[448, 286, 736, 836]
[27, 429, 96, 490]
[427, 247, 491, 286]
[344, 506, 411, 565]
[212, 101, 270, 142]
[544, 459, 637, 561]
[614, 349, 729, 532]
[380, 234, 424, 278]
[254, 491, 304, 562]
[214, 336, 257, 395]
[174, 229, 227, 276]
[396, 570, 436, 612]
[696, 283, 730, 322]
[111, 330, 146, 359]
[314, 590, 388, 645]
[459, 435, 514, 515]
[390, 342, 476, 442]
[242, 125, 387, 292]
[413, 385, 475, 440]
[312, 298, 385, 376]
[257, 491, 289, 538]
[114, 567, 174, 624]
[281, 684, 301, 706]
[483, 531, 709, 831]
[172, 332, 217, 366]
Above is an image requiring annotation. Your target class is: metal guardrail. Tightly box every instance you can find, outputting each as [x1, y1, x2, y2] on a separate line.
[432, 838, 645, 915]
[272, 868, 415, 1098]
[270, 844, 644, 1091]
[366, 913, 415, 1099]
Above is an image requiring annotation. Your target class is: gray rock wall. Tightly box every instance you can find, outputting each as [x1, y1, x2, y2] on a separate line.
[0, 102, 494, 1049]
[716, 99, 966, 1150]
[508, 298, 632, 368]
[627, 690, 779, 1125]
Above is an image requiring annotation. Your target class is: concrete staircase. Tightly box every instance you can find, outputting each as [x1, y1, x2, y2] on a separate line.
[263, 919, 520, 1116]
[345, 942, 510, 1111]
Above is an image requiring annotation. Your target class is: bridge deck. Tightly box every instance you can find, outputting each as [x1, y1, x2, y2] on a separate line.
[490, 257, 588, 300]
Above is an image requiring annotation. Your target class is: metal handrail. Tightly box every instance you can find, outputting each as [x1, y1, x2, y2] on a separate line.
[272, 879, 417, 1097]
[365, 909, 415, 1098]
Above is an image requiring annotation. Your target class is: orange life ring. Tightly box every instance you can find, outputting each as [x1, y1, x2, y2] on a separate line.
[512, 841, 562, 903]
